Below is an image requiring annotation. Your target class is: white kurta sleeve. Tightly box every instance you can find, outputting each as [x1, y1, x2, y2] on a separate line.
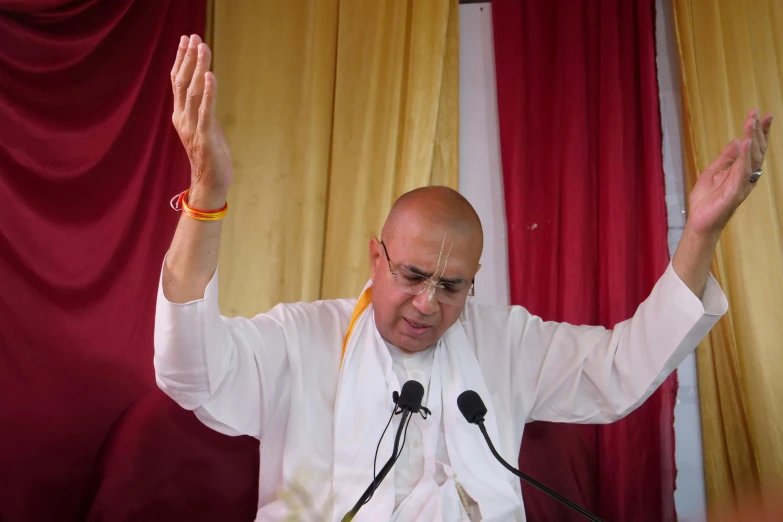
[508, 263, 727, 424]
[153, 264, 289, 439]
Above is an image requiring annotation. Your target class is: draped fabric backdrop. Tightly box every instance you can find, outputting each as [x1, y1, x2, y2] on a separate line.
[211, 0, 459, 316]
[674, 0, 783, 512]
[0, 2, 261, 521]
[492, 0, 675, 520]
[0, 1, 458, 520]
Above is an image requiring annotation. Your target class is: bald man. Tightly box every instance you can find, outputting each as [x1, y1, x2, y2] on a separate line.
[155, 36, 773, 521]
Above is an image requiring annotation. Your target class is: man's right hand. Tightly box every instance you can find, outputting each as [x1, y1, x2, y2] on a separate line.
[170, 34, 233, 209]
[162, 35, 232, 304]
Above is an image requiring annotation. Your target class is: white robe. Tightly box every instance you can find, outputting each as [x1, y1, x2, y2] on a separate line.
[332, 282, 522, 521]
[154, 261, 727, 521]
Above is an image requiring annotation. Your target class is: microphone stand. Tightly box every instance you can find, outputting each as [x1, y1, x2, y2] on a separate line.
[476, 421, 605, 522]
[340, 407, 412, 522]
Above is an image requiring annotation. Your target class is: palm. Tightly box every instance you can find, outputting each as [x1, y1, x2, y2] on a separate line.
[688, 140, 749, 235]
[687, 111, 773, 237]
[170, 35, 233, 198]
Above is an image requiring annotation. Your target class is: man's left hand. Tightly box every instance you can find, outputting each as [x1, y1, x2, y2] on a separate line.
[687, 109, 773, 240]
[672, 109, 773, 298]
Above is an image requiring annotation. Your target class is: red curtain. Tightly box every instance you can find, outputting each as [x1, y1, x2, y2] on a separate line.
[493, 0, 675, 521]
[0, 2, 256, 521]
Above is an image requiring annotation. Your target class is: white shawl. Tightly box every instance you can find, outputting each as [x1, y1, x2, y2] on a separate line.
[330, 285, 524, 521]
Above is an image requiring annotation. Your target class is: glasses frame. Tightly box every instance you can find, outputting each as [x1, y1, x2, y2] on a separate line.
[379, 239, 475, 301]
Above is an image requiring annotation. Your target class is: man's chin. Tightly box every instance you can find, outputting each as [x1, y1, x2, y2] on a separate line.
[396, 331, 438, 354]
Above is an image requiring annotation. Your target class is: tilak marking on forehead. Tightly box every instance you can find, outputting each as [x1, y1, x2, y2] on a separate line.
[425, 233, 454, 302]
[435, 232, 454, 279]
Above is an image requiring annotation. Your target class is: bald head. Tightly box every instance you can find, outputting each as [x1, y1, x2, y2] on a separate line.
[382, 186, 483, 259]
[370, 186, 482, 352]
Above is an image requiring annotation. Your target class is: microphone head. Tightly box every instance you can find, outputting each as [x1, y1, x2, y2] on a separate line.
[398, 380, 424, 413]
[457, 390, 487, 424]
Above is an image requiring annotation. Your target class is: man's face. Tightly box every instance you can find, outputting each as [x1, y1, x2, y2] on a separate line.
[369, 222, 479, 353]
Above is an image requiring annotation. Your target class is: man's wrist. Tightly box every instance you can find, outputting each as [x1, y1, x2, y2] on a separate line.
[681, 222, 721, 253]
[187, 185, 228, 210]
[672, 223, 720, 298]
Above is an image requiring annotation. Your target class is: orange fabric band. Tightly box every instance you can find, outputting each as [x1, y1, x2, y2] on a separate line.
[340, 286, 373, 368]
[170, 189, 228, 221]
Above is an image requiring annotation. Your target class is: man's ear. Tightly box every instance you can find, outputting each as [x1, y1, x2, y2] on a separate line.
[369, 237, 382, 281]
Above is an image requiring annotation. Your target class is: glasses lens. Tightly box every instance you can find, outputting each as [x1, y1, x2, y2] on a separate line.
[435, 286, 469, 305]
[390, 268, 471, 305]
[393, 269, 425, 290]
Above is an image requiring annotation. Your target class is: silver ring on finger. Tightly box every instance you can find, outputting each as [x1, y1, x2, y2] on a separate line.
[749, 169, 763, 183]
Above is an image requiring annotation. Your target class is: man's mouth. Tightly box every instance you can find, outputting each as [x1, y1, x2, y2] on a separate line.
[404, 318, 432, 331]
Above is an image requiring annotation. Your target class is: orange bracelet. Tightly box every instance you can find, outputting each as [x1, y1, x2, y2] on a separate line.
[170, 189, 228, 221]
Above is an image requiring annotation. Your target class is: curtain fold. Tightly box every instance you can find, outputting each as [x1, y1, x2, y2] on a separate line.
[493, 0, 675, 520]
[1, 1, 457, 519]
[0, 1, 205, 520]
[673, 0, 783, 511]
[211, 0, 459, 316]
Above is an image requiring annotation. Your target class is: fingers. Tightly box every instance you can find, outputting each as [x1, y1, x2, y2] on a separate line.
[759, 112, 774, 154]
[743, 110, 757, 141]
[174, 34, 202, 122]
[197, 72, 217, 134]
[708, 138, 741, 173]
[186, 43, 212, 125]
[760, 112, 774, 137]
[727, 138, 753, 198]
[171, 36, 188, 115]
[171, 36, 188, 83]
[739, 136, 752, 175]
[753, 116, 766, 162]
[743, 109, 774, 171]
[745, 111, 763, 167]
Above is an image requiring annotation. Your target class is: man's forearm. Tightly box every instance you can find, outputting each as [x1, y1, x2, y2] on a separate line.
[671, 225, 720, 300]
[163, 33, 233, 304]
[163, 188, 227, 304]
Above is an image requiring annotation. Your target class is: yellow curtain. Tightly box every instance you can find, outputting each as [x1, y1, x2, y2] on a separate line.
[207, 0, 458, 317]
[673, 0, 783, 511]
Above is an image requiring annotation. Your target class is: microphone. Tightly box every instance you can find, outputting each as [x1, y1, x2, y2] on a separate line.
[341, 380, 425, 522]
[457, 390, 605, 522]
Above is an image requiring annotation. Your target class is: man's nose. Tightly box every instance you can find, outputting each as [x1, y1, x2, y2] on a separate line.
[411, 288, 440, 315]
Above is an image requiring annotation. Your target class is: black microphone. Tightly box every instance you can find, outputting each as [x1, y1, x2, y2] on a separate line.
[457, 390, 605, 522]
[341, 380, 425, 522]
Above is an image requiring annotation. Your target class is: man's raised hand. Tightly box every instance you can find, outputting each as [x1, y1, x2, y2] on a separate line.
[686, 109, 773, 240]
[170, 34, 233, 209]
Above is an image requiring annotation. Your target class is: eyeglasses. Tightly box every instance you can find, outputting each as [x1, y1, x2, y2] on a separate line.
[380, 240, 475, 305]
